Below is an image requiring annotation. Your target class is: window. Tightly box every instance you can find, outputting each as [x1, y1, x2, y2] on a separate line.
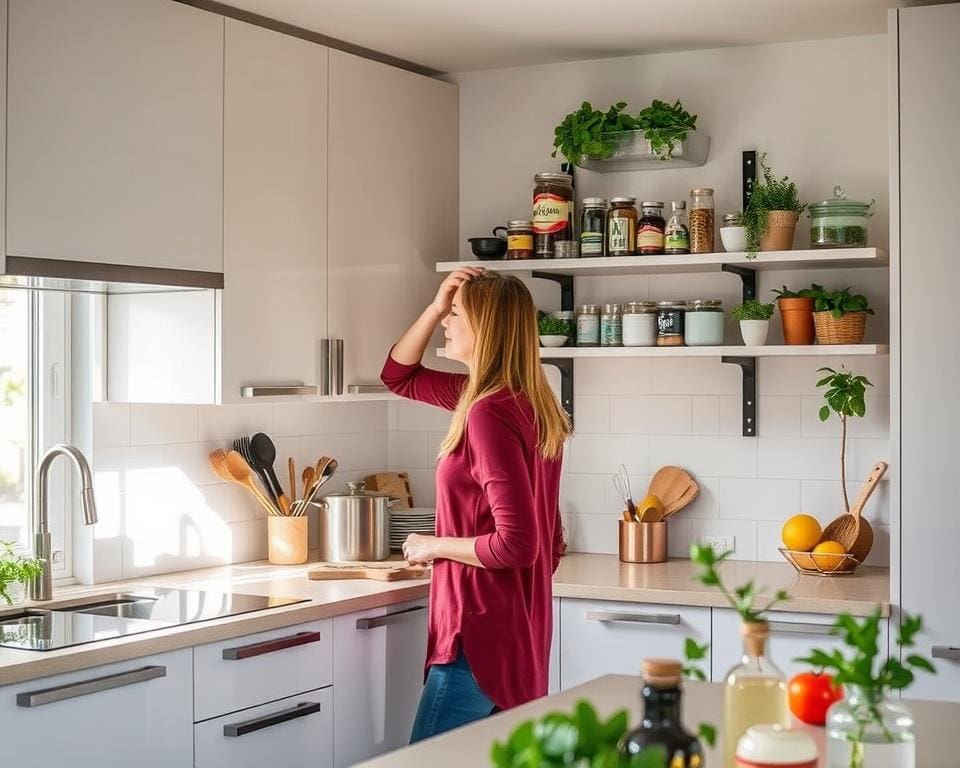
[0, 288, 72, 579]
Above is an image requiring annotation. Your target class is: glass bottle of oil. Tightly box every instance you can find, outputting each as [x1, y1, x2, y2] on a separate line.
[723, 621, 789, 768]
[621, 658, 703, 768]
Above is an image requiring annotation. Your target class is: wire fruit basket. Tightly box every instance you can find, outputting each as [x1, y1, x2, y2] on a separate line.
[779, 547, 861, 576]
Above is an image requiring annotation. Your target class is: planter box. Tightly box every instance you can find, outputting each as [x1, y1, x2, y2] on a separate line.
[578, 130, 710, 172]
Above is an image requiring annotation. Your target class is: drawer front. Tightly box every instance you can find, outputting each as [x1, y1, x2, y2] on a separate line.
[195, 686, 332, 768]
[711, 608, 889, 682]
[549, 597, 560, 695]
[560, 598, 711, 690]
[905, 638, 960, 703]
[194, 618, 333, 721]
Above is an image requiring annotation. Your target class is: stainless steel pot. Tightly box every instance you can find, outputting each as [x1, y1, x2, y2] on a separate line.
[316, 481, 393, 562]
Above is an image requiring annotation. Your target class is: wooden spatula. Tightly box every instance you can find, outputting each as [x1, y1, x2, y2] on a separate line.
[648, 466, 699, 518]
[821, 461, 888, 563]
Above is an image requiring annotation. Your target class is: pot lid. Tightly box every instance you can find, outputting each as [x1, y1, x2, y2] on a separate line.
[808, 185, 875, 215]
[323, 481, 392, 499]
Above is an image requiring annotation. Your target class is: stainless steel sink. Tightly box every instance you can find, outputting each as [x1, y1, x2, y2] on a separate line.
[59, 594, 161, 620]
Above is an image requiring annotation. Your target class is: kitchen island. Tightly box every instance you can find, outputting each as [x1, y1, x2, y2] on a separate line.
[356, 674, 960, 767]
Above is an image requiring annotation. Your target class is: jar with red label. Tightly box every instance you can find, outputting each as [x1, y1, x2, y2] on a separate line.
[532, 172, 574, 258]
[637, 201, 666, 255]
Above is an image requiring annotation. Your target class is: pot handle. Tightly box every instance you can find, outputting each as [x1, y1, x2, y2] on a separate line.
[492, 226, 508, 240]
[387, 497, 402, 508]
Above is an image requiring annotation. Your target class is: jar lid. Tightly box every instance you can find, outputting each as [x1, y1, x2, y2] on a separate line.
[808, 185, 875, 216]
[690, 188, 714, 195]
[722, 212, 741, 224]
[656, 300, 688, 308]
[550, 310, 575, 319]
[534, 172, 573, 184]
[507, 220, 533, 228]
[640, 201, 664, 209]
[688, 299, 723, 309]
[671, 200, 687, 210]
[324, 480, 391, 500]
[735, 725, 818, 762]
[642, 658, 682, 688]
[582, 197, 607, 207]
[602, 303, 622, 313]
[578, 304, 600, 312]
[624, 301, 657, 312]
[609, 196, 637, 205]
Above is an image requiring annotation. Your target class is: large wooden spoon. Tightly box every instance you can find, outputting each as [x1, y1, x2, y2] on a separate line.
[648, 466, 699, 518]
[223, 450, 282, 516]
[821, 461, 888, 562]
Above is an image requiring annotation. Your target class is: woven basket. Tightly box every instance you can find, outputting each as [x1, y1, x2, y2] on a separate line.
[814, 310, 867, 344]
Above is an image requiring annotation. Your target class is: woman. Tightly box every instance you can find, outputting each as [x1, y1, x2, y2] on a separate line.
[380, 267, 571, 743]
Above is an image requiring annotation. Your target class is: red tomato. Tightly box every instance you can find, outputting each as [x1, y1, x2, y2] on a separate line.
[788, 671, 844, 725]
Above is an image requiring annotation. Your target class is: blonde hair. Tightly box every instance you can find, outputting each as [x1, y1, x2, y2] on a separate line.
[439, 273, 571, 459]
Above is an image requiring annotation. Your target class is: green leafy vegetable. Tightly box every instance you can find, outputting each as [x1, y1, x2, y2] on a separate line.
[771, 284, 818, 300]
[815, 366, 873, 512]
[729, 299, 774, 322]
[634, 99, 698, 159]
[742, 153, 805, 258]
[538, 315, 571, 336]
[807, 284, 875, 318]
[682, 638, 717, 748]
[0, 541, 44, 605]
[690, 543, 789, 623]
[551, 102, 639, 165]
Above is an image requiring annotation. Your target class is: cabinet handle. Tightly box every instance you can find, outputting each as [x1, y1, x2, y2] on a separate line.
[223, 700, 324, 737]
[932, 646, 960, 661]
[767, 621, 835, 637]
[222, 630, 323, 660]
[16, 665, 166, 708]
[240, 385, 318, 398]
[356, 605, 426, 630]
[584, 610, 681, 626]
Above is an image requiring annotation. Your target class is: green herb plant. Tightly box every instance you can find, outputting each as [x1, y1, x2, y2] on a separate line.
[0, 541, 43, 604]
[795, 610, 935, 768]
[690, 543, 789, 623]
[742, 153, 805, 258]
[490, 699, 665, 768]
[771, 284, 818, 300]
[538, 315, 571, 336]
[551, 102, 639, 165]
[634, 99, 698, 160]
[808, 284, 875, 318]
[682, 638, 717, 748]
[816, 367, 873, 512]
[729, 299, 774, 322]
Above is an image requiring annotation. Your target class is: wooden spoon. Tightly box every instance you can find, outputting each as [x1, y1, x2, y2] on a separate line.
[301, 466, 316, 499]
[288, 457, 297, 500]
[648, 467, 699, 518]
[821, 461, 887, 563]
[208, 450, 279, 516]
[224, 450, 282, 516]
[662, 482, 700, 519]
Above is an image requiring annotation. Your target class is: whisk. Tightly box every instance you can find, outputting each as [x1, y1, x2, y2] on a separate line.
[612, 464, 637, 521]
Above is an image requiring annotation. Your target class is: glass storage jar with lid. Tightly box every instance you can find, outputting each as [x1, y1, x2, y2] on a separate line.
[637, 202, 666, 255]
[580, 198, 607, 257]
[533, 172, 574, 258]
[505, 220, 534, 259]
[607, 197, 638, 256]
[808, 185, 874, 248]
[600, 304, 623, 346]
[689, 188, 715, 254]
[622, 301, 658, 346]
[657, 301, 687, 346]
[576, 304, 601, 346]
[685, 299, 724, 346]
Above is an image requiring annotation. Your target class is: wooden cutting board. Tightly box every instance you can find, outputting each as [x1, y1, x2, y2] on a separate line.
[363, 472, 414, 509]
[307, 561, 430, 581]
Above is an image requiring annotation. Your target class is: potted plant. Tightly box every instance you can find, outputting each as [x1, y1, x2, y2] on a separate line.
[0, 541, 44, 605]
[742, 153, 805, 257]
[795, 610, 935, 768]
[771, 285, 818, 345]
[808, 284, 874, 345]
[538, 314, 571, 347]
[816, 366, 873, 513]
[730, 299, 774, 346]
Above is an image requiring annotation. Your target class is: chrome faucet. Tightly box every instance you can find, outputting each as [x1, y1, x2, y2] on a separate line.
[30, 444, 98, 601]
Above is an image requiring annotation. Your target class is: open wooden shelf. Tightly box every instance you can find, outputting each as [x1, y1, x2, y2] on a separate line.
[438, 345, 888, 360]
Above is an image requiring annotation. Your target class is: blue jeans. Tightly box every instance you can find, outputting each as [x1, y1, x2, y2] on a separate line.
[409, 652, 497, 744]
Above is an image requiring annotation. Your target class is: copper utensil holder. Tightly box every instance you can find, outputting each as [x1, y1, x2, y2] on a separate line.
[268, 516, 309, 565]
[619, 519, 667, 563]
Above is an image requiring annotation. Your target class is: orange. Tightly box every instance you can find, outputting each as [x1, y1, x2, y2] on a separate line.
[781, 514, 822, 552]
[812, 540, 847, 572]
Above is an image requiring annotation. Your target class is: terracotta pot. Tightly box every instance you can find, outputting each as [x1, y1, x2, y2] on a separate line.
[759, 210, 798, 251]
[778, 297, 816, 345]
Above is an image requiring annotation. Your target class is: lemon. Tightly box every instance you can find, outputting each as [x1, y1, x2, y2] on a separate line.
[812, 540, 847, 572]
[781, 514, 822, 552]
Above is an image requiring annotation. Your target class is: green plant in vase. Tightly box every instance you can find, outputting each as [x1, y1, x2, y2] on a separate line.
[0, 541, 44, 604]
[682, 637, 717, 749]
[742, 153, 805, 258]
[730, 299, 775, 346]
[815, 367, 873, 512]
[634, 99, 698, 159]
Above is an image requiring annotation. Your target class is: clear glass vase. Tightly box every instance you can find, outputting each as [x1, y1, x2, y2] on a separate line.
[825, 686, 916, 768]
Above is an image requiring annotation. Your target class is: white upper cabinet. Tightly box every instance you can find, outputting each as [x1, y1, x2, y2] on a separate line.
[220, 18, 329, 403]
[327, 51, 458, 388]
[5, 0, 223, 274]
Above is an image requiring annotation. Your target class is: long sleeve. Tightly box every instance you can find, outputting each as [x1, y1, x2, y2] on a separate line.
[380, 347, 467, 411]
[552, 507, 567, 574]
[469, 399, 539, 569]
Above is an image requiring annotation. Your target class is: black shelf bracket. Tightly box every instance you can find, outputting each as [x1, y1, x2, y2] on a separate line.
[532, 271, 575, 312]
[542, 358, 574, 429]
[742, 149, 758, 211]
[721, 264, 757, 302]
[721, 356, 757, 437]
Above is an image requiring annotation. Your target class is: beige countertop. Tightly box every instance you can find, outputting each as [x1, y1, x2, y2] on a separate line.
[0, 553, 889, 687]
[356, 675, 960, 768]
[554, 553, 890, 617]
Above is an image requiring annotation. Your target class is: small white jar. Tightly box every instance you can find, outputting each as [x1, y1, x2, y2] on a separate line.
[622, 301, 658, 346]
[735, 724, 817, 768]
[721, 213, 747, 252]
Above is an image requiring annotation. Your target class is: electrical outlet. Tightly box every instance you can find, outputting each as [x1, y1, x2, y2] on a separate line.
[704, 535, 735, 556]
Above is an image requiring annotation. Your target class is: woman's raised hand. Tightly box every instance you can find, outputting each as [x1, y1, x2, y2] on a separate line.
[431, 267, 484, 317]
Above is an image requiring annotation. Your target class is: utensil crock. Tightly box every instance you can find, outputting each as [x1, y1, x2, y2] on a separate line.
[618, 519, 667, 564]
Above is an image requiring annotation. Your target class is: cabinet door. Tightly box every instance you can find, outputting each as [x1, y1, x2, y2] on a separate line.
[220, 19, 329, 403]
[195, 686, 333, 768]
[332, 600, 428, 767]
[897, 4, 960, 704]
[549, 597, 561, 694]
[6, 0, 223, 273]
[711, 608, 888, 683]
[560, 598, 710, 690]
[0, 649, 192, 767]
[328, 51, 458, 388]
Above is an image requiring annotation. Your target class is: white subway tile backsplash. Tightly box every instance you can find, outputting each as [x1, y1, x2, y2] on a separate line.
[161, 442, 224, 487]
[604, 473, 650, 517]
[610, 395, 692, 435]
[759, 357, 890, 396]
[758, 397, 803, 437]
[690, 519, 758, 561]
[719, 478, 802, 521]
[573, 395, 611, 433]
[131, 404, 199, 445]
[684, 476, 720, 519]
[198, 403, 273, 442]
[405, 469, 437, 507]
[649, 358, 741, 396]
[388, 431, 429, 469]
[800, 478, 891, 526]
[326, 401, 388, 434]
[567, 433, 650, 476]
[93, 403, 130, 447]
[758, 437, 890, 481]
[396, 400, 454, 431]
[719, 396, 743, 436]
[800, 395, 890, 439]
[350, 431, 389, 472]
[574, 358, 651, 395]
[667, 517, 692, 559]
[93, 446, 165, 493]
[651, 436, 757, 478]
[565, 512, 619, 555]
[270, 402, 326, 437]
[691, 396, 719, 435]
[562, 473, 614, 516]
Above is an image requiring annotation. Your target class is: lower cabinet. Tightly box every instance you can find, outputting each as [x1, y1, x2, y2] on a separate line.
[332, 599, 429, 767]
[194, 686, 333, 768]
[549, 597, 560, 695]
[711, 608, 890, 682]
[560, 598, 711, 690]
[0, 648, 193, 768]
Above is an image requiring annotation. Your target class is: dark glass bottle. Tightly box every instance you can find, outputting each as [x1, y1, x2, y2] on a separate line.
[621, 659, 703, 768]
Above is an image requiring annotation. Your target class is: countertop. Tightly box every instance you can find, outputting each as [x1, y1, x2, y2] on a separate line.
[356, 675, 960, 768]
[0, 553, 889, 687]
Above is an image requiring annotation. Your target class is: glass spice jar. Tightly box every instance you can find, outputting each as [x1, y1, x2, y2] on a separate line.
[637, 201, 666, 255]
[505, 220, 534, 260]
[580, 198, 607, 257]
[622, 301, 658, 347]
[656, 301, 687, 346]
[665, 201, 690, 254]
[576, 304, 601, 346]
[684, 299, 724, 346]
[689, 188, 715, 254]
[600, 304, 623, 346]
[607, 197, 638, 257]
[532, 172, 574, 258]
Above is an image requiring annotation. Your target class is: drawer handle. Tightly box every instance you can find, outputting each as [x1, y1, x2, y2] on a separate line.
[356, 605, 426, 631]
[223, 700, 324, 737]
[222, 630, 323, 660]
[16, 665, 166, 708]
[585, 610, 681, 626]
[767, 621, 835, 637]
[240, 385, 318, 398]
[932, 646, 960, 661]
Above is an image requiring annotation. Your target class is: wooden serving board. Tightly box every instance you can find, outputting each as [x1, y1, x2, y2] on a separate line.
[307, 561, 430, 581]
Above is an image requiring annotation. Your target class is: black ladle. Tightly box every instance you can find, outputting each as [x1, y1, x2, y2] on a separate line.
[250, 433, 285, 502]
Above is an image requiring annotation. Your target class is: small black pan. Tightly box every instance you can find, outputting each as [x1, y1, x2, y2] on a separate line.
[468, 226, 508, 260]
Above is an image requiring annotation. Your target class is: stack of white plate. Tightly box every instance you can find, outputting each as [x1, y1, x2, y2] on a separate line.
[390, 507, 436, 551]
